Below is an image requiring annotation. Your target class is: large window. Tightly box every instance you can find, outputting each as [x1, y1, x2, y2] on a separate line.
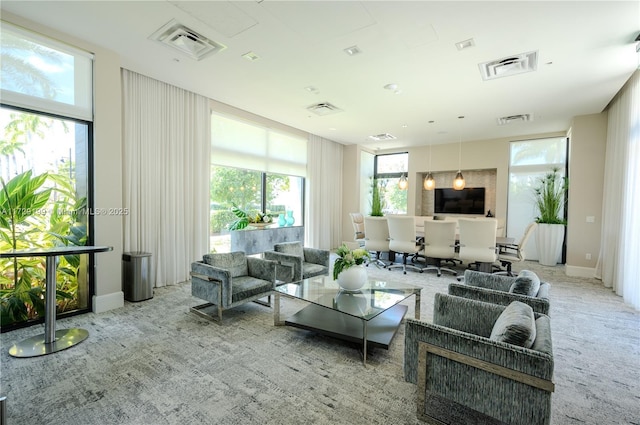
[374, 152, 408, 214]
[209, 112, 306, 252]
[507, 137, 568, 261]
[1, 22, 93, 330]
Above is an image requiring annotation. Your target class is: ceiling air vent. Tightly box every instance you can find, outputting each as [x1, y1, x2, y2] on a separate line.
[479, 51, 538, 81]
[497, 114, 533, 125]
[368, 133, 397, 141]
[149, 19, 226, 61]
[306, 102, 343, 116]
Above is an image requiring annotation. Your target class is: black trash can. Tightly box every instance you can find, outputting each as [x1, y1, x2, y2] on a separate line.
[122, 252, 153, 302]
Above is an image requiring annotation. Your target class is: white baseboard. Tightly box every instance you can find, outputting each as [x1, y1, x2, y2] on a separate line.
[565, 265, 596, 278]
[93, 291, 124, 313]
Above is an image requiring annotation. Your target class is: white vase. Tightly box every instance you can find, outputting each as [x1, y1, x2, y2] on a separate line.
[535, 223, 565, 266]
[337, 265, 367, 291]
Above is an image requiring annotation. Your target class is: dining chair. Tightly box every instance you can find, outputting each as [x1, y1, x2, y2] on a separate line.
[457, 218, 498, 273]
[387, 216, 423, 274]
[364, 216, 391, 268]
[495, 221, 538, 276]
[349, 212, 366, 246]
[420, 220, 458, 277]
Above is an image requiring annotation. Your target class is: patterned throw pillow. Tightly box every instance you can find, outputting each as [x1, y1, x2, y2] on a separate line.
[489, 301, 537, 348]
[509, 269, 541, 296]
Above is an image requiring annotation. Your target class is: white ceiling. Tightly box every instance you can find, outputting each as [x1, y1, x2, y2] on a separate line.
[2, 1, 639, 150]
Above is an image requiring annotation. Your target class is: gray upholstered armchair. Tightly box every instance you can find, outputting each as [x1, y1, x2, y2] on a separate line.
[190, 251, 277, 323]
[450, 269, 551, 315]
[263, 241, 330, 283]
[405, 293, 554, 424]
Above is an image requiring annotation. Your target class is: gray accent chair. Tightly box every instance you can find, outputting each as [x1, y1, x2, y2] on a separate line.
[263, 241, 330, 283]
[190, 251, 277, 323]
[405, 293, 554, 425]
[450, 269, 551, 315]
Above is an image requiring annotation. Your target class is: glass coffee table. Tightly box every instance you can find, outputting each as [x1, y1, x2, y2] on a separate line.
[274, 275, 422, 366]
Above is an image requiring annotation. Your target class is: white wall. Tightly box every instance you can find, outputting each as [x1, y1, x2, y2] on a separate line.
[3, 12, 125, 313]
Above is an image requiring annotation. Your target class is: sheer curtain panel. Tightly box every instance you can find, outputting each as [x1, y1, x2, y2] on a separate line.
[596, 70, 640, 310]
[122, 69, 210, 287]
[306, 135, 343, 250]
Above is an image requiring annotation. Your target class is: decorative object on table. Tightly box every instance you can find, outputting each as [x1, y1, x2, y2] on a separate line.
[533, 168, 568, 266]
[278, 213, 286, 227]
[228, 203, 273, 230]
[285, 210, 295, 226]
[333, 243, 370, 291]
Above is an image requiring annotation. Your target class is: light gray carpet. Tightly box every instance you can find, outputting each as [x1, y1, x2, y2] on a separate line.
[1, 260, 639, 425]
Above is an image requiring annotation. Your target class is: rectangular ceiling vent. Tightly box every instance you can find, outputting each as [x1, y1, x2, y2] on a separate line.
[497, 114, 533, 125]
[149, 19, 226, 61]
[368, 133, 397, 141]
[479, 51, 538, 81]
[306, 102, 343, 116]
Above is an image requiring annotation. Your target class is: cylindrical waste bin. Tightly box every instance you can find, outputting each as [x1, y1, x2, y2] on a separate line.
[122, 252, 153, 302]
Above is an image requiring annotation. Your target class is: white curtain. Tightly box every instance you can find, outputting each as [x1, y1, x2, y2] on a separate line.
[306, 134, 343, 250]
[596, 70, 640, 310]
[122, 69, 210, 287]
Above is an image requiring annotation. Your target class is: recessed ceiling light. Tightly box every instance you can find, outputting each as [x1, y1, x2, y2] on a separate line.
[304, 86, 320, 94]
[343, 45, 362, 56]
[384, 83, 398, 90]
[455, 38, 475, 50]
[242, 51, 260, 61]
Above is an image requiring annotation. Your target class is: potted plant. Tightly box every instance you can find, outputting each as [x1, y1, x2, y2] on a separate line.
[228, 203, 272, 230]
[333, 243, 370, 290]
[370, 178, 384, 217]
[533, 167, 568, 266]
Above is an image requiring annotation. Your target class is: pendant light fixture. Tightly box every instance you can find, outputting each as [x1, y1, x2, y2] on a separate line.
[423, 124, 435, 190]
[398, 124, 409, 190]
[398, 173, 408, 190]
[453, 115, 466, 190]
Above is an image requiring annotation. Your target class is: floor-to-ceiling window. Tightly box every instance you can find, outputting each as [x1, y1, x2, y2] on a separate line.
[507, 137, 568, 262]
[0, 21, 93, 330]
[374, 152, 408, 214]
[209, 112, 306, 252]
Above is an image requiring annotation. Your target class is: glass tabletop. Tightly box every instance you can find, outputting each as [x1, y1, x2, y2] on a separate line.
[275, 275, 421, 321]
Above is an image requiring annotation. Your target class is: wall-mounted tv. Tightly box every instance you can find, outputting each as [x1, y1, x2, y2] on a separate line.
[434, 187, 485, 215]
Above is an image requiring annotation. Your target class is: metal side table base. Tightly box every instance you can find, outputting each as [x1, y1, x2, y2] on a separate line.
[9, 328, 89, 358]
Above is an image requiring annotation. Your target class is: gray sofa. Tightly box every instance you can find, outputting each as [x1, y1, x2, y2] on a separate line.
[449, 269, 551, 315]
[405, 293, 554, 424]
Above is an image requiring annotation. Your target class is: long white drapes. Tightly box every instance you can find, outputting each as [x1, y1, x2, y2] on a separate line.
[306, 134, 343, 250]
[122, 69, 210, 287]
[596, 70, 640, 310]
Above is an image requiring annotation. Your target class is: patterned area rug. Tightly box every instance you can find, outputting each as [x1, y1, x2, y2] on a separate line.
[1, 260, 638, 424]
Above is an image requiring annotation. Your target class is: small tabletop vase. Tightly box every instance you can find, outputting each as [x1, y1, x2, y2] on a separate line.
[337, 265, 367, 291]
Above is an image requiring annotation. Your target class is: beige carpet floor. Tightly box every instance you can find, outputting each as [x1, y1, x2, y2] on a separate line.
[1, 259, 638, 424]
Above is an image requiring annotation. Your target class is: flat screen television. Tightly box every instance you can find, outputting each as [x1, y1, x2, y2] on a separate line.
[434, 187, 485, 215]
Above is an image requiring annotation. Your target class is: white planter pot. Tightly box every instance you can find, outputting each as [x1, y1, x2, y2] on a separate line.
[535, 223, 565, 266]
[336, 265, 367, 291]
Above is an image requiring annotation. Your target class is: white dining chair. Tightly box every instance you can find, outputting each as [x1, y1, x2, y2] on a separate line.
[421, 220, 458, 277]
[364, 216, 391, 268]
[457, 218, 498, 273]
[387, 216, 423, 274]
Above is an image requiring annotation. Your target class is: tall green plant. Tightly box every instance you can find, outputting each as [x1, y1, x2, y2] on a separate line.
[0, 170, 51, 323]
[533, 168, 568, 224]
[370, 178, 384, 216]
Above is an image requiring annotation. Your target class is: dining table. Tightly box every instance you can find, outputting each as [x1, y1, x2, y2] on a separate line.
[0, 245, 113, 358]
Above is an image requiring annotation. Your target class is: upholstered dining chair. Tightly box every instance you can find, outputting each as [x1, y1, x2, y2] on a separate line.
[495, 221, 538, 276]
[349, 212, 366, 246]
[387, 215, 423, 274]
[190, 251, 277, 324]
[420, 220, 458, 277]
[457, 218, 498, 273]
[264, 241, 330, 283]
[364, 216, 390, 268]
